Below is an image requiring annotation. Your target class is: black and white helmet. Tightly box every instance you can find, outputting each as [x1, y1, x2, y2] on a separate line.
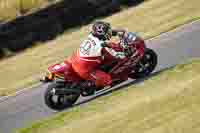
[91, 21, 112, 40]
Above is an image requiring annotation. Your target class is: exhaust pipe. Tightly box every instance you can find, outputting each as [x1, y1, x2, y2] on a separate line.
[54, 88, 81, 95]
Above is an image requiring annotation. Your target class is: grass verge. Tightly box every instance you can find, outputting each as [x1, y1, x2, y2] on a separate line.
[18, 58, 200, 133]
[0, 0, 55, 21]
[0, 0, 200, 96]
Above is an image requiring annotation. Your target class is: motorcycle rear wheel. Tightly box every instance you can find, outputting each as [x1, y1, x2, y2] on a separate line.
[129, 48, 157, 79]
[44, 82, 80, 110]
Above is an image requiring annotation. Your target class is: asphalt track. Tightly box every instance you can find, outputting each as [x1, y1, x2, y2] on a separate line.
[0, 21, 200, 133]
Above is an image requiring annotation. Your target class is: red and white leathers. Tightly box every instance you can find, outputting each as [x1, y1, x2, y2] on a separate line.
[70, 34, 126, 87]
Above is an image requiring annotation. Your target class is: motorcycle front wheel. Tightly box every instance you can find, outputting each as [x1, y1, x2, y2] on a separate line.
[44, 82, 80, 111]
[129, 48, 158, 79]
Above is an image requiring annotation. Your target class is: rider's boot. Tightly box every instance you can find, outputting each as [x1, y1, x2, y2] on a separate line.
[81, 81, 96, 96]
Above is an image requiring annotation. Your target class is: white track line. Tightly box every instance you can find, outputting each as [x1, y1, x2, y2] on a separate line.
[0, 83, 41, 102]
[0, 19, 199, 102]
[149, 19, 200, 41]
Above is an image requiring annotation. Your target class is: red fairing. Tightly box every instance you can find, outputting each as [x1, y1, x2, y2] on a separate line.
[70, 51, 102, 74]
[48, 61, 82, 81]
[108, 42, 123, 51]
[134, 39, 146, 57]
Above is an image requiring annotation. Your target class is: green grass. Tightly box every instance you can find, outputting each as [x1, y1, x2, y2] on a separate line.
[0, 0, 200, 96]
[18, 58, 200, 133]
[0, 0, 60, 21]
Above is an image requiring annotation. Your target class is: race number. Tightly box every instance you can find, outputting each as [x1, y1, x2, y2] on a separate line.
[80, 40, 92, 55]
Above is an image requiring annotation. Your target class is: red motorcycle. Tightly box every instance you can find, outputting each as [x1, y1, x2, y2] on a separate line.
[41, 34, 157, 110]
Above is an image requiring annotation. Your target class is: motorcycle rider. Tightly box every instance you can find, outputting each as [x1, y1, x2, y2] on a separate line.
[69, 21, 131, 94]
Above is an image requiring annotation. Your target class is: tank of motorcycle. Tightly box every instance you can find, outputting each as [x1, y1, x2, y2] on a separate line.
[107, 39, 146, 79]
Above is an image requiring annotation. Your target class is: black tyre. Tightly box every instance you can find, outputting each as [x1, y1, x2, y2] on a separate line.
[44, 82, 80, 111]
[129, 48, 157, 79]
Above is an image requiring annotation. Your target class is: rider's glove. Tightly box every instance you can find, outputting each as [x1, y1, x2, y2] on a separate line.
[112, 30, 118, 36]
[124, 48, 133, 57]
[101, 42, 110, 48]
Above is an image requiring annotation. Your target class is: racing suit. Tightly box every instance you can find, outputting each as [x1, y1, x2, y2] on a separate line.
[70, 34, 126, 87]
